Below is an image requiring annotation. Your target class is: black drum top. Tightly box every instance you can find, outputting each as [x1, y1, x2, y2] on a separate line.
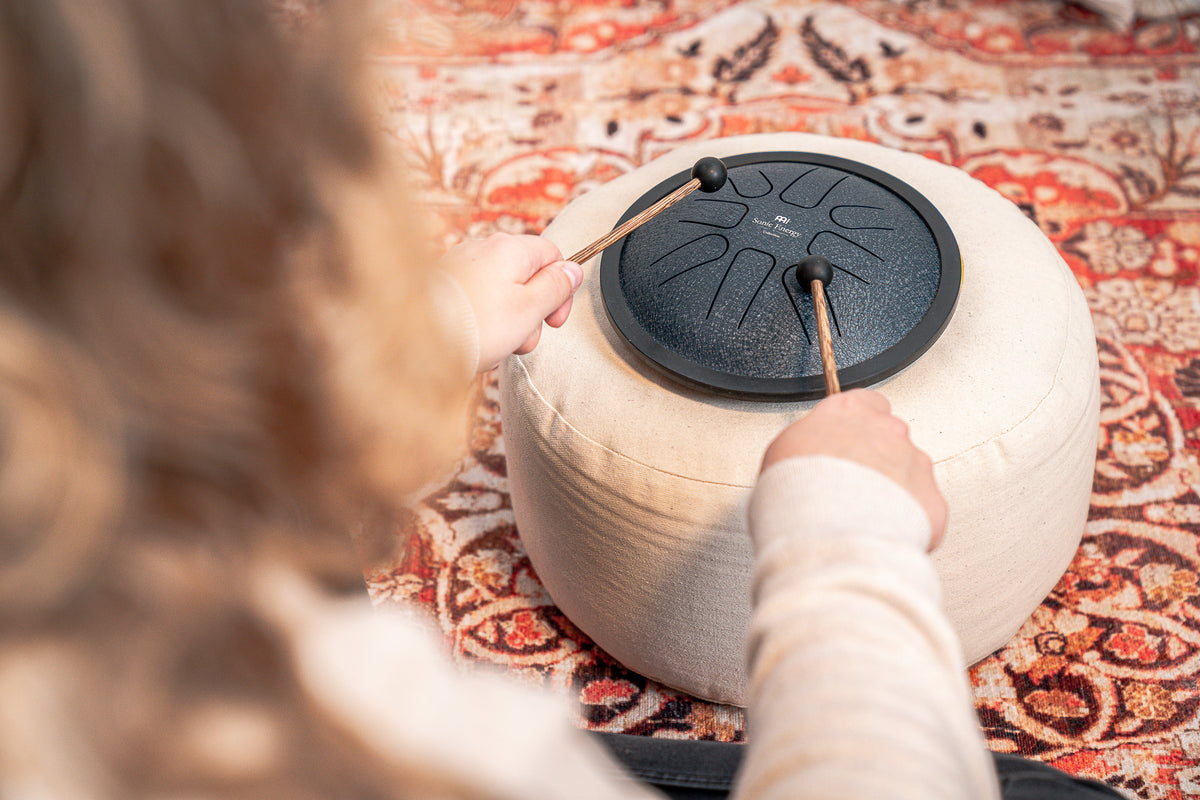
[600, 151, 961, 400]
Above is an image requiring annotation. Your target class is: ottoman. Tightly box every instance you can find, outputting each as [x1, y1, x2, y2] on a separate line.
[499, 132, 1100, 706]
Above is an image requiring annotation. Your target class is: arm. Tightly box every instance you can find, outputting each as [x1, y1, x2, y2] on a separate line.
[253, 565, 662, 800]
[735, 391, 1000, 800]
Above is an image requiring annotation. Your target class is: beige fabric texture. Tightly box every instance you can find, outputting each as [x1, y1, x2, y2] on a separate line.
[1071, 0, 1198, 30]
[499, 132, 1101, 706]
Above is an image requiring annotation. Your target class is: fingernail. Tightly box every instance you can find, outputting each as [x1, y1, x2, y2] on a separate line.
[561, 260, 583, 290]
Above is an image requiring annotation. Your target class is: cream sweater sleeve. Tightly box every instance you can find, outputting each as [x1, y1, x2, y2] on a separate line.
[253, 566, 662, 800]
[735, 455, 1001, 800]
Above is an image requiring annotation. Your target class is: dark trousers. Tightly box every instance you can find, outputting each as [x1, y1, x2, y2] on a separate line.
[590, 732, 1127, 799]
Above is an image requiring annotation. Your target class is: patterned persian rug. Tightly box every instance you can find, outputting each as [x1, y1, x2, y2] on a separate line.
[345, 1, 1199, 796]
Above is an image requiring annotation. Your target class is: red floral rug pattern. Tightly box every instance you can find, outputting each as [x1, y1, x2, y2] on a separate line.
[364, 0, 1200, 795]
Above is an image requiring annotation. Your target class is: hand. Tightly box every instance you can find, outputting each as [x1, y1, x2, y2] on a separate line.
[440, 233, 583, 372]
[761, 389, 948, 550]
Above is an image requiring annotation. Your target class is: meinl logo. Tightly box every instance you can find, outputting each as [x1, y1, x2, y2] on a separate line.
[774, 215, 790, 224]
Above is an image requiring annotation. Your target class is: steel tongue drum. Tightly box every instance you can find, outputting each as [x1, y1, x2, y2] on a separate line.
[599, 151, 962, 400]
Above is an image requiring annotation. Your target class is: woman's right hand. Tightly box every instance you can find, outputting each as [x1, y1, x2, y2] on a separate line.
[760, 389, 948, 550]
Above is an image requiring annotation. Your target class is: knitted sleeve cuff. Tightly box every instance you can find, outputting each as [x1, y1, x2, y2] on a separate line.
[748, 455, 933, 554]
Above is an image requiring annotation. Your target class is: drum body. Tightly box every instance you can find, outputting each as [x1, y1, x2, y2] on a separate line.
[499, 133, 1099, 705]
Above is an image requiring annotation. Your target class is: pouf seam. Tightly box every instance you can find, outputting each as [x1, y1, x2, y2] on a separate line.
[513, 284, 1095, 482]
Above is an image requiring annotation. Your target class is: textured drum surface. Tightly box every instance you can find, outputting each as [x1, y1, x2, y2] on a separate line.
[603, 152, 961, 399]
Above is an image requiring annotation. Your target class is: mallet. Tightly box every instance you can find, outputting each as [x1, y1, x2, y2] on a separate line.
[568, 157, 728, 265]
[794, 255, 840, 395]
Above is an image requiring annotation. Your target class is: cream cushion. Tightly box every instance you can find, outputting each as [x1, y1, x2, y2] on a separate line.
[499, 133, 1100, 706]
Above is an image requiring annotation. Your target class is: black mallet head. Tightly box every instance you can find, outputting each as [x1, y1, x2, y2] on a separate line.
[795, 255, 835, 292]
[692, 157, 727, 193]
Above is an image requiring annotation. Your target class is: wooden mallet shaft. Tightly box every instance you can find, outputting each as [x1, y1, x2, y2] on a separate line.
[795, 255, 840, 395]
[810, 280, 840, 395]
[568, 157, 727, 265]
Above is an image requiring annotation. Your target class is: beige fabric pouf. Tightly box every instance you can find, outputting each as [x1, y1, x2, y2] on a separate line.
[499, 133, 1100, 707]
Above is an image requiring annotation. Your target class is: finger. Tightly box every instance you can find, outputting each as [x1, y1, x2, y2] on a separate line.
[523, 260, 582, 321]
[927, 494, 949, 552]
[841, 388, 891, 415]
[545, 294, 574, 328]
[514, 327, 542, 355]
[885, 415, 910, 441]
[501, 234, 565, 280]
[902, 448, 947, 551]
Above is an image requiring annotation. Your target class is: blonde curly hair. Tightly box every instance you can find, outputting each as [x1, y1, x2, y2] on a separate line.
[0, 1, 468, 795]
